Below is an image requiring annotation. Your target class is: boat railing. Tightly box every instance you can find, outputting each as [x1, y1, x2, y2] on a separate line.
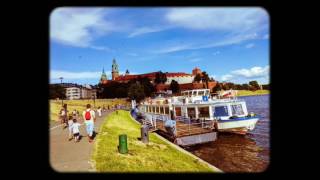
[153, 115, 214, 136]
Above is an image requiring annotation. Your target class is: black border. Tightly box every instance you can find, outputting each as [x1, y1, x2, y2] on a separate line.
[42, 0, 277, 177]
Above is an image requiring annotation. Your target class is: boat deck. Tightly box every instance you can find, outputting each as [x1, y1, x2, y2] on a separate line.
[155, 119, 214, 138]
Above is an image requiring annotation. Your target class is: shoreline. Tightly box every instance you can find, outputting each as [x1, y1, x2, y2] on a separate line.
[236, 90, 269, 97]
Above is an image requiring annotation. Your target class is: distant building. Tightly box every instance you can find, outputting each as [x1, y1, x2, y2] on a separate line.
[192, 67, 202, 76]
[65, 85, 97, 100]
[111, 58, 119, 80]
[98, 59, 217, 92]
[100, 67, 108, 84]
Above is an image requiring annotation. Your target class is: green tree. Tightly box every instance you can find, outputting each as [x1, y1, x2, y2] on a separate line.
[154, 71, 167, 84]
[201, 71, 210, 89]
[212, 82, 222, 93]
[262, 84, 269, 90]
[242, 84, 250, 90]
[137, 77, 155, 97]
[128, 82, 145, 102]
[194, 74, 202, 83]
[49, 84, 66, 99]
[169, 80, 180, 93]
[249, 81, 260, 91]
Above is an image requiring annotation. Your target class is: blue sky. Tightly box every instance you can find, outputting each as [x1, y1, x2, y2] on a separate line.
[50, 7, 269, 85]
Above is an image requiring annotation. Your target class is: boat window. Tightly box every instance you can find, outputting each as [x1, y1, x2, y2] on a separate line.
[198, 91, 204, 96]
[165, 107, 169, 115]
[160, 106, 164, 114]
[205, 90, 210, 96]
[198, 106, 210, 118]
[187, 107, 196, 119]
[231, 104, 244, 116]
[175, 107, 182, 116]
[193, 91, 197, 96]
[214, 106, 229, 117]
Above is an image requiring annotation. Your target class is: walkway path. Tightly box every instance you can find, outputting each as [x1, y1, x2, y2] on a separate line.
[50, 110, 113, 172]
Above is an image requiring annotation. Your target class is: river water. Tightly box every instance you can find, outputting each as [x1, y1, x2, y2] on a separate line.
[185, 95, 270, 172]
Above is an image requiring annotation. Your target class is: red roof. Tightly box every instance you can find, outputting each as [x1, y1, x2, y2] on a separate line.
[114, 72, 192, 81]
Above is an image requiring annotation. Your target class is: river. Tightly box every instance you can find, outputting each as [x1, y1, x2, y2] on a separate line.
[185, 95, 270, 172]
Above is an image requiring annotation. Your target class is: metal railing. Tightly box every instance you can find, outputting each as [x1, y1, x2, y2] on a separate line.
[149, 115, 214, 136]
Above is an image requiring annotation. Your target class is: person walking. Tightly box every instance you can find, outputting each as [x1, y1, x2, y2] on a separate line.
[71, 118, 82, 143]
[67, 115, 74, 141]
[82, 104, 96, 143]
[97, 106, 102, 117]
[60, 104, 68, 129]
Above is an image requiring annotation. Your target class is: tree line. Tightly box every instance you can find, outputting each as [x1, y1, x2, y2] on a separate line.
[212, 80, 269, 92]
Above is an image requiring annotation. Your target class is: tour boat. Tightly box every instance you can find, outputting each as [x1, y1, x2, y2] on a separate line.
[136, 89, 260, 135]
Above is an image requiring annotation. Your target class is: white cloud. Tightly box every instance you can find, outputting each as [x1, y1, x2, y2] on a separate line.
[245, 43, 255, 49]
[50, 8, 114, 48]
[232, 66, 269, 78]
[263, 33, 269, 39]
[155, 44, 193, 54]
[218, 65, 269, 83]
[189, 58, 201, 62]
[221, 74, 234, 81]
[166, 8, 268, 33]
[128, 26, 170, 38]
[154, 8, 268, 54]
[154, 32, 260, 54]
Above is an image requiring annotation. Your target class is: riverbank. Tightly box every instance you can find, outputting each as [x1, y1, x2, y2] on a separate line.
[92, 110, 218, 172]
[49, 98, 129, 121]
[236, 90, 269, 97]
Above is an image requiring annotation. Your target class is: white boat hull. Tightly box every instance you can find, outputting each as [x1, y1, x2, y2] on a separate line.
[217, 118, 259, 134]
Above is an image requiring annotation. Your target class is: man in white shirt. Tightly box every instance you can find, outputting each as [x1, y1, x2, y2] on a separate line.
[82, 104, 96, 143]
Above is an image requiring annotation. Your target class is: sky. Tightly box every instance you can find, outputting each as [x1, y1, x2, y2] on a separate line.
[50, 7, 269, 85]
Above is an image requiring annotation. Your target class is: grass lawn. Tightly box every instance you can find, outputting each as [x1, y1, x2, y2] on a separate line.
[92, 110, 216, 172]
[49, 99, 130, 122]
[236, 90, 269, 97]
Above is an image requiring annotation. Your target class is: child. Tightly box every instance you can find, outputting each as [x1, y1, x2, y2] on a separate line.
[72, 118, 82, 142]
[67, 115, 74, 141]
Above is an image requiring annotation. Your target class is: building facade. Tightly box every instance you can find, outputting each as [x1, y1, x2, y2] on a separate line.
[65, 85, 97, 100]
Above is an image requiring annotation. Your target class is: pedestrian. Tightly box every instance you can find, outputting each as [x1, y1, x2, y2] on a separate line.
[72, 109, 79, 121]
[82, 104, 96, 143]
[67, 115, 74, 141]
[71, 118, 82, 143]
[60, 104, 68, 129]
[97, 106, 102, 117]
[102, 105, 106, 112]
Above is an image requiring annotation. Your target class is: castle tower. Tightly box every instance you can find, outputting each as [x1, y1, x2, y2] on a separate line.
[111, 58, 119, 80]
[100, 67, 108, 84]
[192, 67, 202, 76]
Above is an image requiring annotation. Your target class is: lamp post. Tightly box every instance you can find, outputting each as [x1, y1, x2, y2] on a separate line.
[59, 77, 64, 106]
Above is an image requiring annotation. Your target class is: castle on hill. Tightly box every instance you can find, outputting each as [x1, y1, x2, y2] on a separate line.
[99, 59, 217, 92]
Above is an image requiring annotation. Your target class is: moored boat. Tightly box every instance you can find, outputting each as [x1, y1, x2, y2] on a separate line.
[136, 89, 259, 135]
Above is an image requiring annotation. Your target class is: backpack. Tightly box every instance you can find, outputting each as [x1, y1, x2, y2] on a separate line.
[85, 111, 91, 120]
